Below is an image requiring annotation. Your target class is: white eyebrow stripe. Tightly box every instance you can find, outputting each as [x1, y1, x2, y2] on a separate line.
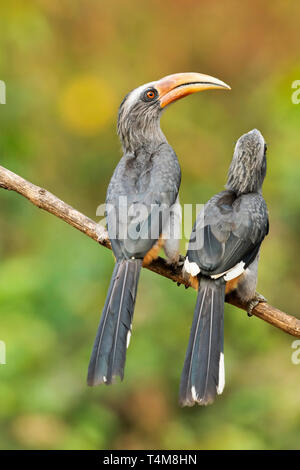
[122, 81, 156, 113]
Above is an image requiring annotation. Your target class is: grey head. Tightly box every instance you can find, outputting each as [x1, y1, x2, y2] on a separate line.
[226, 129, 267, 195]
[117, 73, 231, 153]
[117, 81, 164, 153]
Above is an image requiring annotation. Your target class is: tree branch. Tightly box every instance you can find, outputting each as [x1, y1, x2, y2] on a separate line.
[1, 164, 299, 338]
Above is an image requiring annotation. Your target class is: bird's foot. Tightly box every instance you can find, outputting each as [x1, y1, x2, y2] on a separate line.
[166, 254, 185, 269]
[177, 254, 186, 267]
[247, 292, 267, 317]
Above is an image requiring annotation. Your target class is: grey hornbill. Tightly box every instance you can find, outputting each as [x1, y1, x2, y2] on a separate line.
[87, 72, 230, 386]
[182, 129, 269, 406]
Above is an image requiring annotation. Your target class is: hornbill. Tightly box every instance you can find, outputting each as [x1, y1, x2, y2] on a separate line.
[87, 72, 230, 386]
[182, 129, 269, 406]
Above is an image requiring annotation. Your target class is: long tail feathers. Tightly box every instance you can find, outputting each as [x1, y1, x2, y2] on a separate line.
[179, 277, 225, 406]
[87, 259, 142, 386]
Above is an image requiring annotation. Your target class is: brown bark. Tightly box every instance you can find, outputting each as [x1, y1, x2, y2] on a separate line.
[1, 164, 299, 337]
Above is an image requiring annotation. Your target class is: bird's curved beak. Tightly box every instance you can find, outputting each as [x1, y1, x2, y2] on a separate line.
[156, 72, 231, 108]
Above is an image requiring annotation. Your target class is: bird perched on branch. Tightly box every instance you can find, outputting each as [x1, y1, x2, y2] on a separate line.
[87, 72, 230, 386]
[182, 129, 269, 406]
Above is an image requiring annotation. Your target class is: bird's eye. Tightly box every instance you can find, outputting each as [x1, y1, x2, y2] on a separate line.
[142, 88, 158, 102]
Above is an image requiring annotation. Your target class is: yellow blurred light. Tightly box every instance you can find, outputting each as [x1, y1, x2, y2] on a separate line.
[59, 75, 116, 136]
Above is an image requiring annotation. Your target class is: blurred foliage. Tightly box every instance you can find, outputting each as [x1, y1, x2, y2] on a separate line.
[0, 0, 300, 450]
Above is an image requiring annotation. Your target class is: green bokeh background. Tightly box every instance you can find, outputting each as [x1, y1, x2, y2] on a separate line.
[0, 0, 300, 450]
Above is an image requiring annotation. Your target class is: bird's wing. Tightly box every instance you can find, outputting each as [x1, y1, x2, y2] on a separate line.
[106, 145, 181, 260]
[186, 190, 269, 276]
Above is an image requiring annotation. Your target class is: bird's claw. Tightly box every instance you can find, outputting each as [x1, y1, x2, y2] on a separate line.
[177, 254, 186, 267]
[166, 254, 185, 269]
[247, 292, 267, 317]
[170, 256, 187, 288]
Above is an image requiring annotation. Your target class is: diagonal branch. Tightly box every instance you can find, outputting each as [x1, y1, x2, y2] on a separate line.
[1, 164, 299, 338]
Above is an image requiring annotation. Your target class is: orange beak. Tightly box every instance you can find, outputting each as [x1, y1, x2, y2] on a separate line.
[156, 72, 231, 108]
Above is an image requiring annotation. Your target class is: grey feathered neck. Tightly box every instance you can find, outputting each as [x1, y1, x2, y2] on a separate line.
[117, 94, 167, 153]
[226, 129, 267, 195]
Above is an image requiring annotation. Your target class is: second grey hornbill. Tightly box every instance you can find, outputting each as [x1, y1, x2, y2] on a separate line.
[87, 72, 230, 386]
[182, 129, 269, 406]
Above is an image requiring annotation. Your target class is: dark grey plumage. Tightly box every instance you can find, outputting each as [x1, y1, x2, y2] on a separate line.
[181, 129, 269, 406]
[106, 142, 181, 260]
[88, 72, 230, 387]
[88, 80, 181, 386]
[180, 277, 225, 406]
[187, 190, 268, 276]
[87, 259, 141, 385]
